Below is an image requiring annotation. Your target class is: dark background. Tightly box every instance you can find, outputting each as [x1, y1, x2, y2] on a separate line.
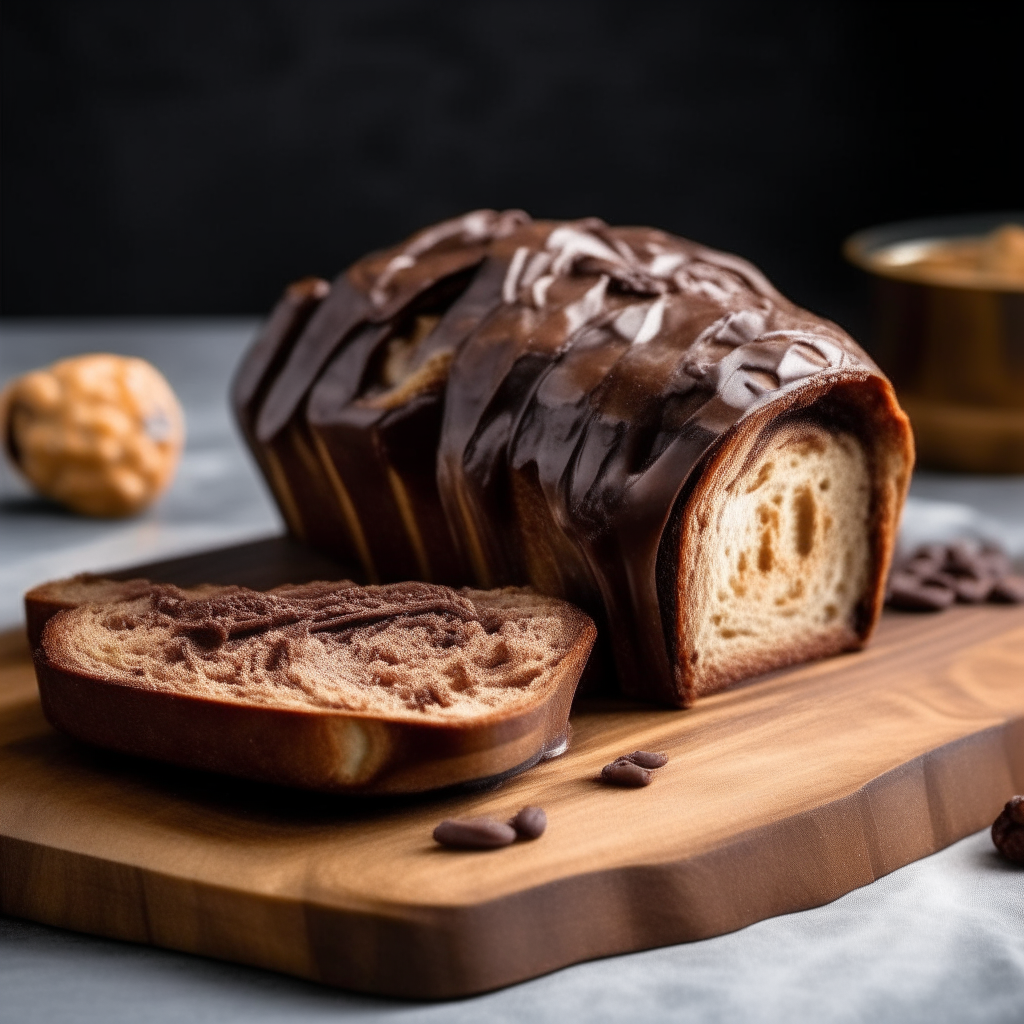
[2, 0, 1022, 335]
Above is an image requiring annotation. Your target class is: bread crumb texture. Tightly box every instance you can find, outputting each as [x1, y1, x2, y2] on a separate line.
[689, 422, 870, 681]
[46, 581, 580, 722]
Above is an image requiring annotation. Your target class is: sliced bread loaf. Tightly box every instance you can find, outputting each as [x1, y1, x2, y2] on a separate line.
[234, 212, 914, 707]
[33, 578, 595, 793]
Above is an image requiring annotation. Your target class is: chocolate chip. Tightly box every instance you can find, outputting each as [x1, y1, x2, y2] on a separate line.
[886, 574, 956, 611]
[625, 750, 668, 769]
[990, 575, 1024, 604]
[433, 817, 517, 849]
[991, 796, 1024, 863]
[601, 760, 653, 787]
[509, 805, 547, 839]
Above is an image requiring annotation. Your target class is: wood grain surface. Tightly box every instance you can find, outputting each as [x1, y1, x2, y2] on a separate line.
[1, 539, 1022, 998]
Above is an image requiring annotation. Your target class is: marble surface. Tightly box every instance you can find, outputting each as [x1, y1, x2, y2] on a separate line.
[1, 320, 1022, 1023]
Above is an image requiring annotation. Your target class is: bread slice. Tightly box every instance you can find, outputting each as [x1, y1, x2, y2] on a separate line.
[33, 579, 595, 794]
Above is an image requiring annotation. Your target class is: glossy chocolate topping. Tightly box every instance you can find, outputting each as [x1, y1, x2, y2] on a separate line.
[233, 210, 912, 703]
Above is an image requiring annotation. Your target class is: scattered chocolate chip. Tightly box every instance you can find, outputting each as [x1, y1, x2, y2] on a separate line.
[601, 759, 653, 787]
[433, 817, 517, 850]
[886, 574, 956, 611]
[509, 805, 547, 839]
[990, 575, 1024, 604]
[991, 796, 1024, 864]
[625, 750, 669, 769]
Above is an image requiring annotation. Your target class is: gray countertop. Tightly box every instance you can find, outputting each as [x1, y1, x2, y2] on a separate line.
[0, 320, 281, 632]
[1, 320, 1022, 1023]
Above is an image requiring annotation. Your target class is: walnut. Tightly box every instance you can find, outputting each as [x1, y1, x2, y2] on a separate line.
[1, 354, 184, 517]
[991, 795, 1024, 864]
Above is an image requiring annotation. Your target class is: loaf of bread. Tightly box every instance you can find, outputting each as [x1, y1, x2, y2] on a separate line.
[234, 212, 914, 706]
[33, 578, 595, 793]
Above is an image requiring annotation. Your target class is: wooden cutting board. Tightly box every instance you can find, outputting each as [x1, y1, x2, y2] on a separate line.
[1, 538, 1022, 999]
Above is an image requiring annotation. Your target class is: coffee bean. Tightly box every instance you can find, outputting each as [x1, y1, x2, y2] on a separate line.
[990, 575, 1024, 604]
[913, 542, 948, 564]
[953, 577, 993, 603]
[625, 750, 669, 769]
[904, 551, 943, 577]
[887, 574, 955, 612]
[980, 546, 1011, 579]
[509, 806, 547, 839]
[919, 569, 960, 590]
[433, 817, 517, 849]
[888, 570, 922, 589]
[945, 542, 986, 579]
[888, 542, 1018, 612]
[601, 760, 653, 787]
[991, 795, 1024, 863]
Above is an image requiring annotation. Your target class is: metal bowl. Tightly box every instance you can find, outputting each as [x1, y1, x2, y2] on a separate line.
[845, 212, 1024, 473]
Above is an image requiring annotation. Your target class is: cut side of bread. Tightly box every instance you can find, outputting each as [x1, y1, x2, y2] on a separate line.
[672, 378, 909, 704]
[681, 419, 869, 697]
[34, 579, 595, 794]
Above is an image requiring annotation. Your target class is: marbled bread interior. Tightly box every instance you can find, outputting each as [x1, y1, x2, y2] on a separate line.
[43, 581, 589, 722]
[681, 418, 870, 697]
[33, 578, 596, 792]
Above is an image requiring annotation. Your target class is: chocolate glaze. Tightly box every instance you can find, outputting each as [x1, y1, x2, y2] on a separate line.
[234, 211, 914, 704]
